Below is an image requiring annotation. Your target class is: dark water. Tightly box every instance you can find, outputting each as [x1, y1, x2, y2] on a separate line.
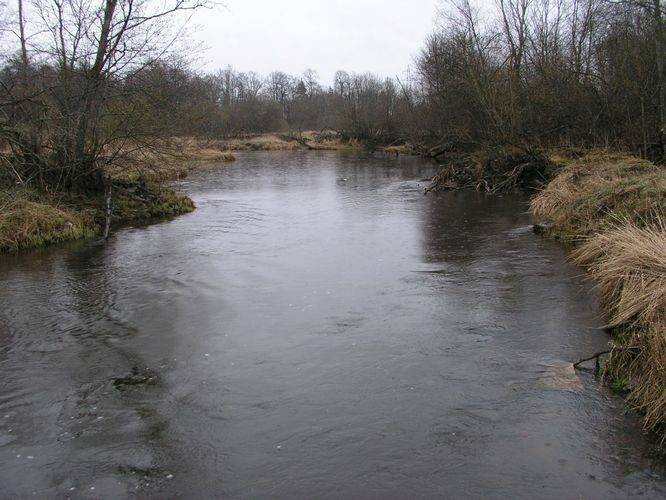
[0, 151, 664, 499]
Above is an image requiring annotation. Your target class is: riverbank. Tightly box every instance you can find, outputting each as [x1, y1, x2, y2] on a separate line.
[0, 137, 235, 253]
[175, 131, 364, 153]
[0, 181, 194, 253]
[0, 133, 376, 253]
[530, 151, 666, 440]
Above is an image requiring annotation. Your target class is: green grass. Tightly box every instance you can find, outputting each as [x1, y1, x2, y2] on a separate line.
[610, 376, 629, 394]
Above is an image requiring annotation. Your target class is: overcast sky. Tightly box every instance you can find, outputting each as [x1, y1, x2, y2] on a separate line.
[192, 0, 438, 86]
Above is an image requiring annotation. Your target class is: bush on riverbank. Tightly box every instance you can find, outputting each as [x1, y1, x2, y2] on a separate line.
[109, 180, 195, 222]
[530, 152, 666, 440]
[0, 135, 211, 253]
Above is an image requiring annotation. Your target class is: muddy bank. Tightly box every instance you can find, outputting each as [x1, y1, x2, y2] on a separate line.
[530, 151, 666, 441]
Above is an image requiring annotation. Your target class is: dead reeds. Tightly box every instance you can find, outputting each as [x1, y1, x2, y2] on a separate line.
[530, 152, 664, 239]
[532, 151, 666, 439]
[571, 218, 666, 437]
[572, 217, 665, 329]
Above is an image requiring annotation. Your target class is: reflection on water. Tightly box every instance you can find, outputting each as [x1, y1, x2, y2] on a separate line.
[0, 151, 664, 498]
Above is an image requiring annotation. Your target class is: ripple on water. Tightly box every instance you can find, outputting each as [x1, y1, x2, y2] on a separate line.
[0, 152, 665, 499]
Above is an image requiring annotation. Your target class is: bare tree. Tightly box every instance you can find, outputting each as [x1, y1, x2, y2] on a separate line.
[1, 0, 211, 190]
[302, 68, 321, 98]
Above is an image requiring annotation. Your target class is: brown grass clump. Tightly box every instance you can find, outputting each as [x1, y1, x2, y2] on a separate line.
[533, 151, 666, 439]
[0, 190, 96, 252]
[0, 181, 195, 253]
[530, 151, 664, 239]
[603, 320, 666, 436]
[219, 134, 306, 151]
[572, 219, 666, 328]
[572, 217, 666, 436]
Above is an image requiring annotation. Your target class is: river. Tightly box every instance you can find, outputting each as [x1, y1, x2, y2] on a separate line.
[0, 151, 664, 499]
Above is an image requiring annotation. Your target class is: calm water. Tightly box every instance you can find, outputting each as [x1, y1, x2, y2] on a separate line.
[0, 151, 664, 499]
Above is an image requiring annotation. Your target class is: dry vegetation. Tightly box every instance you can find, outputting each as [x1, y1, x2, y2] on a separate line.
[531, 152, 666, 439]
[0, 190, 96, 252]
[0, 182, 195, 253]
[572, 220, 666, 437]
[426, 147, 556, 194]
[531, 152, 664, 239]
[212, 131, 360, 152]
[106, 137, 237, 183]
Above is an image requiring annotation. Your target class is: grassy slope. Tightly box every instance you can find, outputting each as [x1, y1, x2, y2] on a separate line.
[530, 151, 666, 439]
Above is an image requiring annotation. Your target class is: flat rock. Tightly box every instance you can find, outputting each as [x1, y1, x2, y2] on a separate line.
[538, 361, 584, 392]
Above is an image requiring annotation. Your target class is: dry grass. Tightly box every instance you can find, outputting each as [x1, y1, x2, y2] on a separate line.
[0, 190, 96, 252]
[532, 151, 666, 439]
[572, 218, 666, 329]
[219, 134, 306, 151]
[0, 181, 195, 253]
[384, 143, 419, 155]
[530, 151, 664, 239]
[602, 319, 666, 436]
[216, 131, 360, 152]
[108, 133, 356, 177]
[571, 212, 666, 437]
[106, 137, 236, 183]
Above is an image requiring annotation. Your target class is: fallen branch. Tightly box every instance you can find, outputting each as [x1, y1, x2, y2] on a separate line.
[573, 346, 639, 369]
[573, 350, 611, 369]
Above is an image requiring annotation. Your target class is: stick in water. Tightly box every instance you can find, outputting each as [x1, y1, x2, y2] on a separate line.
[104, 175, 112, 240]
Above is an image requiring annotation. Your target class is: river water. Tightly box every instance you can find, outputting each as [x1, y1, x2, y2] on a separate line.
[0, 151, 664, 499]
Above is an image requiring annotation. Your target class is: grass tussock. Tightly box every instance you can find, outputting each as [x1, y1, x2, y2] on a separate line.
[571, 212, 666, 438]
[571, 219, 666, 329]
[530, 151, 664, 239]
[0, 190, 96, 252]
[532, 151, 666, 439]
[0, 181, 194, 253]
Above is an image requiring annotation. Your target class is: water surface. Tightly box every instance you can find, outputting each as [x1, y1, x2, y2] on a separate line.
[0, 151, 664, 498]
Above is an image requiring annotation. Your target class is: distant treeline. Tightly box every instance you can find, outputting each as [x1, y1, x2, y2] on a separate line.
[419, 0, 666, 157]
[128, 0, 666, 156]
[1, 0, 664, 191]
